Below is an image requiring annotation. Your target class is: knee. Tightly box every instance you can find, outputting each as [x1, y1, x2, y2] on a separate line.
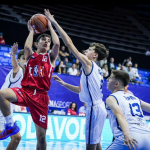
[13, 134, 21, 143]
[0, 91, 4, 99]
[38, 135, 46, 144]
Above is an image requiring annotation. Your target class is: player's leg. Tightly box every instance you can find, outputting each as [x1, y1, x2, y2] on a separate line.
[0, 88, 18, 117]
[34, 123, 47, 150]
[0, 88, 25, 140]
[86, 143, 97, 150]
[96, 143, 102, 150]
[6, 132, 21, 150]
[86, 142, 102, 150]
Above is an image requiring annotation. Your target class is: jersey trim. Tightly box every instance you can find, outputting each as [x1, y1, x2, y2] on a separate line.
[86, 76, 93, 144]
[110, 95, 119, 105]
[116, 118, 122, 131]
[8, 74, 22, 88]
[24, 52, 34, 67]
[83, 61, 94, 76]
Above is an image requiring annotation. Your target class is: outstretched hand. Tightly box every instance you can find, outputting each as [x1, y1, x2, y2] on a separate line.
[124, 134, 138, 150]
[44, 9, 56, 24]
[52, 75, 66, 86]
[10, 42, 18, 56]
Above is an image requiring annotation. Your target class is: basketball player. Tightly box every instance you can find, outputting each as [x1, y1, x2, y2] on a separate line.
[44, 9, 109, 150]
[112, 84, 133, 142]
[0, 18, 60, 150]
[106, 70, 150, 150]
[0, 43, 24, 150]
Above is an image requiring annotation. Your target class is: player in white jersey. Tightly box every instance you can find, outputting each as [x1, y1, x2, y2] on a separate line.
[44, 9, 109, 150]
[106, 70, 150, 150]
[0, 43, 25, 150]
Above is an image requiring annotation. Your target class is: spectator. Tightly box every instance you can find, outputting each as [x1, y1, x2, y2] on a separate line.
[97, 57, 107, 68]
[128, 56, 132, 66]
[124, 62, 129, 72]
[78, 102, 87, 116]
[68, 48, 76, 63]
[102, 64, 109, 79]
[120, 65, 125, 71]
[0, 32, 6, 44]
[59, 45, 69, 61]
[63, 57, 72, 73]
[67, 63, 78, 76]
[145, 48, 150, 56]
[54, 60, 66, 74]
[108, 57, 115, 75]
[116, 63, 122, 70]
[122, 58, 129, 66]
[56, 54, 61, 62]
[75, 58, 82, 71]
[67, 102, 77, 115]
[132, 63, 141, 79]
[127, 66, 143, 85]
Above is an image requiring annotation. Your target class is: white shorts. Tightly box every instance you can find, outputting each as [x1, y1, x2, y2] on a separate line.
[0, 103, 15, 131]
[85, 101, 107, 144]
[107, 132, 150, 150]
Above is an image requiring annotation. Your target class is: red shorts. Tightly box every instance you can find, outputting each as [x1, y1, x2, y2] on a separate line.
[11, 87, 49, 129]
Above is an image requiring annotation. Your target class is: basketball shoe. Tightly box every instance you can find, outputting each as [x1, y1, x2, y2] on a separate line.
[0, 121, 20, 140]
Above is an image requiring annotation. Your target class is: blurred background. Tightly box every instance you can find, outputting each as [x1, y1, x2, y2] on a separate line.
[0, 5, 150, 149]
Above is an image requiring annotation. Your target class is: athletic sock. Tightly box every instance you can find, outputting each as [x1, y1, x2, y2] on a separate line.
[5, 114, 14, 127]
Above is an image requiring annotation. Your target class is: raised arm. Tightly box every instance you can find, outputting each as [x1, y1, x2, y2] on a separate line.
[106, 96, 138, 150]
[24, 20, 34, 61]
[141, 100, 150, 113]
[46, 20, 60, 63]
[44, 9, 91, 68]
[10, 42, 20, 76]
[52, 75, 79, 94]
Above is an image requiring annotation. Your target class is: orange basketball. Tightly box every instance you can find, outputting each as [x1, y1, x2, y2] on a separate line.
[31, 14, 48, 34]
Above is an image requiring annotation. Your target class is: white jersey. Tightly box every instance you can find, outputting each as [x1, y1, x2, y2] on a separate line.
[0, 67, 23, 131]
[79, 61, 107, 144]
[106, 90, 150, 138]
[79, 61, 104, 104]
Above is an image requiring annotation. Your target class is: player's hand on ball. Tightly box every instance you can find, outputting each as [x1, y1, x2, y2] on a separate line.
[52, 75, 65, 86]
[44, 9, 56, 24]
[124, 134, 138, 150]
[10, 42, 18, 56]
[27, 20, 35, 34]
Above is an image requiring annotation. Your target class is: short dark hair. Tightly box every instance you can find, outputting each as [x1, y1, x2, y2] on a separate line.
[90, 43, 109, 61]
[69, 102, 77, 112]
[36, 33, 51, 43]
[18, 49, 25, 59]
[112, 70, 130, 87]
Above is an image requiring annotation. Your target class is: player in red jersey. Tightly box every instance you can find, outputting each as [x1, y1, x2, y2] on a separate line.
[0, 17, 60, 149]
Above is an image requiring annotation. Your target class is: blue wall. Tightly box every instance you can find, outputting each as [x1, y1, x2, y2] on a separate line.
[0, 65, 150, 115]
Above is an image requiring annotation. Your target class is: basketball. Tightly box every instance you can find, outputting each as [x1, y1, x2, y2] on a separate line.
[31, 14, 48, 34]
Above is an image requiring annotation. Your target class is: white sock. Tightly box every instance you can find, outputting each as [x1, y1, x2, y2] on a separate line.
[5, 114, 14, 126]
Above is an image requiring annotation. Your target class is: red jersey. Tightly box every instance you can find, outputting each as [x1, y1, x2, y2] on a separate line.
[0, 38, 6, 44]
[21, 52, 54, 91]
[67, 108, 77, 115]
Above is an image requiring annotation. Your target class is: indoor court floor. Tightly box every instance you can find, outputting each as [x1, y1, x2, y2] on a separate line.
[0, 139, 111, 150]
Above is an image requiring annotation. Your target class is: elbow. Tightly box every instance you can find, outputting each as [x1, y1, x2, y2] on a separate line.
[54, 42, 60, 49]
[24, 45, 31, 51]
[65, 40, 73, 48]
